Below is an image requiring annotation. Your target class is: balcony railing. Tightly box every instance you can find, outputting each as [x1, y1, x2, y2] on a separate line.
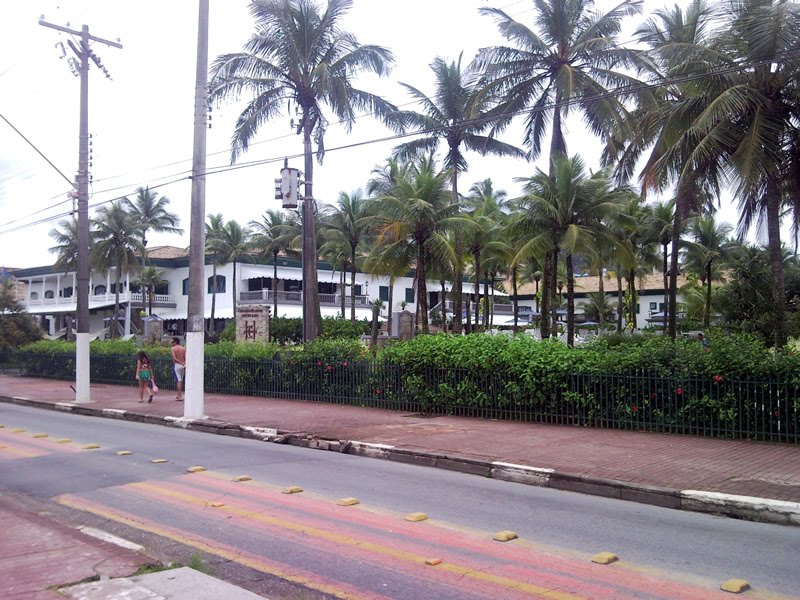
[240, 290, 370, 307]
[25, 291, 176, 308]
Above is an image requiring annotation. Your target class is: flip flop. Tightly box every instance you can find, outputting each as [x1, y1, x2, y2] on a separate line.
[148, 394, 153, 403]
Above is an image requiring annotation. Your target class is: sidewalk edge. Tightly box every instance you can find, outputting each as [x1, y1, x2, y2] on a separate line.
[4, 395, 798, 527]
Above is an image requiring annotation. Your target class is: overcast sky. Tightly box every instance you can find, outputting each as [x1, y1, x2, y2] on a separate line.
[0, 0, 744, 270]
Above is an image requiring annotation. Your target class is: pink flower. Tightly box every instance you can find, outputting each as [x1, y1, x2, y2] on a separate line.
[676, 387, 683, 395]
[343, 361, 348, 367]
[375, 389, 382, 395]
[326, 365, 332, 371]
[713, 375, 722, 383]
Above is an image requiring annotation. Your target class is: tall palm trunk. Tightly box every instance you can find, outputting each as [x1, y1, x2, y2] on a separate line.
[474, 252, 482, 332]
[616, 270, 623, 333]
[540, 250, 552, 339]
[232, 261, 238, 321]
[272, 249, 279, 320]
[113, 270, 122, 338]
[511, 266, 519, 334]
[350, 244, 357, 322]
[598, 267, 605, 330]
[440, 277, 447, 332]
[766, 181, 787, 348]
[627, 268, 637, 331]
[662, 242, 669, 333]
[340, 268, 346, 317]
[416, 247, 429, 334]
[551, 248, 559, 334]
[566, 254, 575, 346]
[668, 192, 686, 340]
[387, 279, 394, 336]
[450, 148, 463, 333]
[704, 260, 712, 328]
[483, 270, 490, 329]
[549, 100, 567, 171]
[302, 112, 322, 340]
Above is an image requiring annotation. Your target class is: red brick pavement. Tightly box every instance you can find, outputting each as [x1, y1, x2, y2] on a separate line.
[2, 375, 800, 502]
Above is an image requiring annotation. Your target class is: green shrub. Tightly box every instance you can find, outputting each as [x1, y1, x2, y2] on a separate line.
[270, 317, 303, 345]
[321, 316, 370, 340]
[218, 322, 236, 342]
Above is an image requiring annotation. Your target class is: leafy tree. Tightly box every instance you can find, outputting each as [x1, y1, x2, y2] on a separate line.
[206, 219, 252, 317]
[122, 187, 182, 263]
[684, 214, 732, 327]
[135, 267, 167, 316]
[388, 55, 523, 331]
[91, 202, 143, 337]
[0, 277, 41, 352]
[48, 218, 82, 273]
[210, 0, 396, 339]
[249, 209, 295, 319]
[205, 214, 226, 335]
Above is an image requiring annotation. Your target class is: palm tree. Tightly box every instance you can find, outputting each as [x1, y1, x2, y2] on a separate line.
[368, 156, 458, 334]
[684, 215, 732, 328]
[476, 0, 641, 170]
[122, 187, 182, 263]
[388, 55, 524, 331]
[649, 200, 675, 332]
[321, 190, 373, 321]
[210, 0, 396, 340]
[205, 214, 226, 336]
[48, 218, 81, 273]
[603, 0, 722, 340]
[91, 202, 143, 337]
[514, 155, 624, 345]
[136, 267, 167, 316]
[249, 209, 295, 319]
[207, 220, 252, 319]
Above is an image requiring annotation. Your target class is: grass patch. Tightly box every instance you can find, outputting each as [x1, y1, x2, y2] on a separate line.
[133, 562, 181, 576]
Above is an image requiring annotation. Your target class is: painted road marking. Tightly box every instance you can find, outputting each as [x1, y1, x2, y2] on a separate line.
[78, 526, 144, 552]
[32, 433, 48, 438]
[82, 443, 100, 449]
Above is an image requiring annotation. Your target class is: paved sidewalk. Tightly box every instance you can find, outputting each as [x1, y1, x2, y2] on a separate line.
[2, 374, 800, 521]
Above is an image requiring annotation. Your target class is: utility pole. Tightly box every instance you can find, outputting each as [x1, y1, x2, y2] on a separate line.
[39, 18, 121, 403]
[185, 0, 209, 420]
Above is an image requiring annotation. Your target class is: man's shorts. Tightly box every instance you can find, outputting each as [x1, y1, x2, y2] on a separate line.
[174, 364, 186, 382]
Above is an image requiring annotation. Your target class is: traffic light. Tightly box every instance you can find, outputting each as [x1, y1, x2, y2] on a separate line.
[275, 166, 299, 209]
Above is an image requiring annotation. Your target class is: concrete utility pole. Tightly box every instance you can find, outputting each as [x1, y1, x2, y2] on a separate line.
[39, 18, 121, 403]
[185, 0, 209, 420]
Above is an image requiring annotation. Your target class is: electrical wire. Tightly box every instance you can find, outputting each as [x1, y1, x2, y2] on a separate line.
[0, 112, 75, 188]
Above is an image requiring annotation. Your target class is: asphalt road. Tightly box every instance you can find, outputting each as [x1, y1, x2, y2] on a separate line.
[1, 403, 799, 599]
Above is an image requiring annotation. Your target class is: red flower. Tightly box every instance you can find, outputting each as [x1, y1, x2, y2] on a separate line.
[326, 365, 332, 371]
[676, 387, 683, 395]
[713, 375, 722, 383]
[343, 361, 348, 367]
[375, 389, 382, 395]
[774, 410, 779, 417]
[632, 405, 638, 414]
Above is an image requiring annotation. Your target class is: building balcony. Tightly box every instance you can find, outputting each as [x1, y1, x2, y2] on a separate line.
[240, 290, 370, 307]
[25, 291, 177, 311]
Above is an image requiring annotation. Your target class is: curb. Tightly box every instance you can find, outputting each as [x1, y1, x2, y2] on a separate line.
[4, 395, 799, 527]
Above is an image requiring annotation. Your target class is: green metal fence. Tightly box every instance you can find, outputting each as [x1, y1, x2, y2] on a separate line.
[9, 352, 800, 443]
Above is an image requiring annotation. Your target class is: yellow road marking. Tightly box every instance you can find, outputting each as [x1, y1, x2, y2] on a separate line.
[11, 428, 25, 433]
[32, 433, 48, 438]
[82, 443, 100, 449]
[129, 481, 581, 599]
[56, 439, 72, 444]
[56, 495, 369, 600]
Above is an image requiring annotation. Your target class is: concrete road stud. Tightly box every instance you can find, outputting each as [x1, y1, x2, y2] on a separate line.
[337, 497, 360, 506]
[492, 530, 518, 542]
[591, 552, 619, 565]
[209, 502, 225, 508]
[82, 443, 100, 449]
[56, 439, 72, 443]
[232, 475, 252, 482]
[116, 450, 132, 456]
[282, 486, 304, 494]
[405, 512, 429, 522]
[186, 466, 207, 473]
[425, 559, 442, 566]
[721, 579, 750, 593]
[11, 428, 25, 433]
[32, 433, 48, 438]
[150, 458, 168, 464]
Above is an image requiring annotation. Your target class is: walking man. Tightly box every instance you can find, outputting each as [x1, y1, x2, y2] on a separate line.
[171, 337, 186, 401]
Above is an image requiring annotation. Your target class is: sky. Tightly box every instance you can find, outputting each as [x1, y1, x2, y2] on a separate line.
[0, 0, 745, 270]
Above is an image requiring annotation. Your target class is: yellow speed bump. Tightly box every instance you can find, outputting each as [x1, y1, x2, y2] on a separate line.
[592, 552, 619, 565]
[209, 501, 225, 508]
[186, 466, 207, 473]
[404, 512, 428, 522]
[336, 497, 360, 506]
[56, 439, 72, 444]
[32, 433, 48, 438]
[11, 428, 25, 433]
[116, 450, 132, 456]
[82, 443, 100, 450]
[232, 475, 251, 482]
[282, 486, 303, 494]
[150, 458, 168, 464]
[425, 558, 442, 566]
[721, 579, 750, 593]
[493, 530, 518, 542]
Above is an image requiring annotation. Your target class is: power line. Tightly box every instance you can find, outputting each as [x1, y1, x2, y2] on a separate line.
[2, 46, 799, 238]
[0, 112, 75, 188]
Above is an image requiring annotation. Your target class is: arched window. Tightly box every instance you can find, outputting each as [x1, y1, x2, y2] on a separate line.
[94, 285, 106, 295]
[44, 290, 55, 299]
[182, 278, 189, 296]
[207, 275, 226, 294]
[30, 291, 38, 300]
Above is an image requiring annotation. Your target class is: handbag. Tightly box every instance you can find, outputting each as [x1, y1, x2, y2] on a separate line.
[151, 381, 159, 394]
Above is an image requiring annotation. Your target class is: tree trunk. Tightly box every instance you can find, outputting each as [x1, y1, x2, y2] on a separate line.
[417, 247, 428, 334]
[232, 260, 237, 321]
[465, 299, 472, 334]
[350, 244, 357, 322]
[272, 249, 279, 320]
[440, 277, 447, 332]
[370, 302, 380, 351]
[598, 267, 605, 330]
[616, 270, 623, 333]
[340, 268, 346, 317]
[549, 100, 567, 173]
[512, 267, 519, 334]
[483, 270, 490, 329]
[148, 285, 153, 316]
[450, 146, 462, 334]
[704, 260, 712, 328]
[474, 253, 482, 332]
[551, 248, 559, 335]
[113, 270, 121, 338]
[628, 268, 637, 331]
[387, 279, 394, 337]
[540, 251, 551, 339]
[766, 180, 787, 348]
[566, 254, 575, 346]
[662, 242, 669, 334]
[668, 194, 685, 340]
[302, 116, 322, 340]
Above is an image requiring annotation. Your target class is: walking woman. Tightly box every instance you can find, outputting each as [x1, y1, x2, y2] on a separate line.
[135, 350, 154, 403]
